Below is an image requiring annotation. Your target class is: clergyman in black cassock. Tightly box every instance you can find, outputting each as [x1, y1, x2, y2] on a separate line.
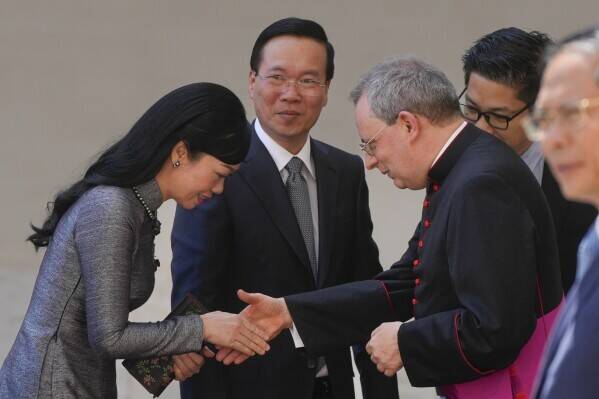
[275, 57, 565, 398]
[286, 122, 563, 390]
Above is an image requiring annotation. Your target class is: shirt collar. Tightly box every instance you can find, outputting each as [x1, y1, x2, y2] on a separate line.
[428, 122, 481, 184]
[521, 140, 543, 163]
[254, 118, 315, 178]
[431, 121, 468, 168]
[521, 141, 545, 184]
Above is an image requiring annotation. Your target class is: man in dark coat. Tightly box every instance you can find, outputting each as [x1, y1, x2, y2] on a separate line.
[235, 56, 564, 399]
[170, 17, 399, 399]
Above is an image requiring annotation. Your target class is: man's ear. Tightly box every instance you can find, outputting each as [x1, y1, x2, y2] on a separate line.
[248, 70, 257, 100]
[321, 80, 331, 108]
[397, 111, 421, 143]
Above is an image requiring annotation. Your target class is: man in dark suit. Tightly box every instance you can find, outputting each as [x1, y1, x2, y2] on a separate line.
[170, 17, 398, 399]
[460, 27, 596, 293]
[235, 56, 564, 398]
[527, 27, 599, 399]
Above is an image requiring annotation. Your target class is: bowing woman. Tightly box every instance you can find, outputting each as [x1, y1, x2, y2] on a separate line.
[0, 82, 270, 399]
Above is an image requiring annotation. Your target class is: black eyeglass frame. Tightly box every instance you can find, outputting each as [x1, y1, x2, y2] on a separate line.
[458, 88, 530, 131]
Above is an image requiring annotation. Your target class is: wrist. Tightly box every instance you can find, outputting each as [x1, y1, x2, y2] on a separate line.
[280, 299, 293, 329]
[200, 314, 213, 342]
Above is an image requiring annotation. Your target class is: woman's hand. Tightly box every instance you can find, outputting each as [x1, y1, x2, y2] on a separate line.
[172, 352, 205, 381]
[201, 311, 270, 357]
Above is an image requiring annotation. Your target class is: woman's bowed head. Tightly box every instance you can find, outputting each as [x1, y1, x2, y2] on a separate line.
[28, 82, 252, 249]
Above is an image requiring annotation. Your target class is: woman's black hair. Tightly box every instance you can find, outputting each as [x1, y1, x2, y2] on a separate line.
[28, 82, 251, 249]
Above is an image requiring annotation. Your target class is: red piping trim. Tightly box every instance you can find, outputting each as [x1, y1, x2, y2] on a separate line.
[453, 312, 495, 376]
[535, 274, 548, 339]
[378, 280, 395, 314]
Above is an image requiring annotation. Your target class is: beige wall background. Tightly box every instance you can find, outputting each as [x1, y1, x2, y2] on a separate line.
[1, 1, 597, 398]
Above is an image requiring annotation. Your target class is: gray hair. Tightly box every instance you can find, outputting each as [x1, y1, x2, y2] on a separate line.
[349, 55, 461, 125]
[546, 27, 599, 83]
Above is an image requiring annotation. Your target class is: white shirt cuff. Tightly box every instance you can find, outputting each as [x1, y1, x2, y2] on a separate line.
[289, 323, 305, 348]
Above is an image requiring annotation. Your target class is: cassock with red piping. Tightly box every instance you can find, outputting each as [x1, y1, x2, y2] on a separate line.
[285, 123, 564, 391]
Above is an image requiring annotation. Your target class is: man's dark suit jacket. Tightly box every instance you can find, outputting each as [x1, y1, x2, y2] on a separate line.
[541, 165, 596, 292]
[286, 123, 564, 389]
[171, 128, 399, 399]
[533, 226, 599, 398]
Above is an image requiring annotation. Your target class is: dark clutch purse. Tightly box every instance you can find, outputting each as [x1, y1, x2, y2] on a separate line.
[122, 293, 210, 397]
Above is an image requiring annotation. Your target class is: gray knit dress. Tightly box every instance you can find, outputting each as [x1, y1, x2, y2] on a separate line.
[0, 180, 204, 398]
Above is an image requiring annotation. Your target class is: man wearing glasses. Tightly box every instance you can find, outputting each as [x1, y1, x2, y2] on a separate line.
[526, 27, 599, 399]
[460, 27, 596, 293]
[170, 17, 398, 399]
[233, 56, 564, 399]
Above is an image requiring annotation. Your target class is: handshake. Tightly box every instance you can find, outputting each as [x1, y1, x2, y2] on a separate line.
[171, 289, 290, 381]
[173, 290, 403, 380]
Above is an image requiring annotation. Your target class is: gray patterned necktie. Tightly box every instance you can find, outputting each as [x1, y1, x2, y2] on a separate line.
[286, 157, 326, 374]
[285, 157, 318, 279]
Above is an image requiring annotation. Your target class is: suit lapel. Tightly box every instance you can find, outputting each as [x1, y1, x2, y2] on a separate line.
[239, 130, 313, 279]
[312, 139, 337, 288]
[536, 253, 599, 395]
[534, 297, 573, 395]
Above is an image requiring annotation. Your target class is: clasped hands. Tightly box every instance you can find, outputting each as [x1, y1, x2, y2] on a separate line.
[365, 321, 404, 377]
[174, 290, 403, 380]
[172, 289, 291, 380]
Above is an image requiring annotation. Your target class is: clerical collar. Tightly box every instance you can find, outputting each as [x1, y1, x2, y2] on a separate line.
[428, 122, 481, 184]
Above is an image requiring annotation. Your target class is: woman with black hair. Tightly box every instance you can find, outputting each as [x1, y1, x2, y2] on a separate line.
[0, 82, 269, 398]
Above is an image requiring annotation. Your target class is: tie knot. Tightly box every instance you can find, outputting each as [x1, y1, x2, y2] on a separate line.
[286, 157, 304, 174]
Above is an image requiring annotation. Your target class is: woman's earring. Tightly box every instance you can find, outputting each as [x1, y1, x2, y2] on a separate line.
[173, 160, 181, 168]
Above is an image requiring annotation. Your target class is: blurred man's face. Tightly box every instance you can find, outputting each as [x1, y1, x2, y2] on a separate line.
[537, 51, 599, 205]
[464, 73, 532, 155]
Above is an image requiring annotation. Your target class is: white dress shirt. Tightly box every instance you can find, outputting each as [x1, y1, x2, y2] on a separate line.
[255, 119, 319, 260]
[255, 119, 328, 376]
[521, 141, 545, 184]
